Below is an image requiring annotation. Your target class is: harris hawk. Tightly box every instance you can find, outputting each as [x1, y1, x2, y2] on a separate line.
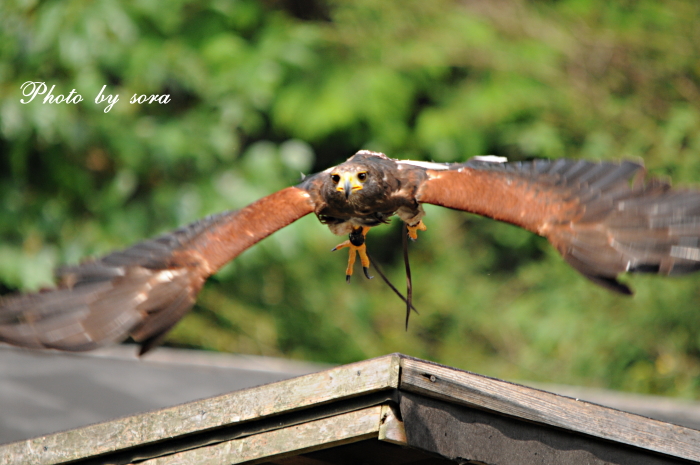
[2, 150, 700, 354]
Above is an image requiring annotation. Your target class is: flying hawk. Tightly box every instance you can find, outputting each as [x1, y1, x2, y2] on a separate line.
[2, 150, 700, 354]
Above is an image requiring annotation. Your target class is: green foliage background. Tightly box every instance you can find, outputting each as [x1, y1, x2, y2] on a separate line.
[2, 0, 700, 397]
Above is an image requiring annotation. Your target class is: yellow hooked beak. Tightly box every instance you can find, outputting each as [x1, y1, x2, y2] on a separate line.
[332, 171, 366, 199]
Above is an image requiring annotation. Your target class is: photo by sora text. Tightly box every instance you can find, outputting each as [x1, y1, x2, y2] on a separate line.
[19, 81, 171, 113]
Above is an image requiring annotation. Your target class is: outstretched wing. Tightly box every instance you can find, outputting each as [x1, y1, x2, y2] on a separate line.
[0, 186, 315, 354]
[416, 158, 700, 293]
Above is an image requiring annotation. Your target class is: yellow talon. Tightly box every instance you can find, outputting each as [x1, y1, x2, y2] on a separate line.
[407, 220, 427, 240]
[332, 226, 372, 281]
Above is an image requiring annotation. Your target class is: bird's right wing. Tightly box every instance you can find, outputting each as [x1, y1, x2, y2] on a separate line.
[0, 185, 315, 354]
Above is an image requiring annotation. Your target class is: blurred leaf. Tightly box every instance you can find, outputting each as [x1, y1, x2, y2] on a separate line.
[2, 0, 700, 398]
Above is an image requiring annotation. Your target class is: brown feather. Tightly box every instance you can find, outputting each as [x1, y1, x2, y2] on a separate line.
[417, 162, 584, 236]
[417, 158, 700, 293]
[0, 186, 314, 353]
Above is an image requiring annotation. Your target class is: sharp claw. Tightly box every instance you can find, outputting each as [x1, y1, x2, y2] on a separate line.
[346, 274, 351, 283]
[363, 267, 373, 280]
[332, 240, 350, 252]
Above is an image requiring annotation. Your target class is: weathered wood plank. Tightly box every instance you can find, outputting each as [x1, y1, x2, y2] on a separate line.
[401, 392, 690, 465]
[0, 354, 400, 465]
[140, 406, 383, 465]
[399, 358, 700, 462]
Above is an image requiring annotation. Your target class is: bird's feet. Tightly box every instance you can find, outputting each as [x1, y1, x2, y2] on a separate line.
[407, 220, 427, 240]
[332, 226, 373, 282]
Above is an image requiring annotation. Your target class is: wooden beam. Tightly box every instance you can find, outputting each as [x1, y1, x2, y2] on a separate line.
[399, 357, 700, 462]
[139, 406, 384, 465]
[0, 354, 400, 465]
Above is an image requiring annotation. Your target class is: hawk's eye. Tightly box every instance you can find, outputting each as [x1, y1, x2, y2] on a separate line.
[331, 174, 341, 183]
[357, 172, 367, 182]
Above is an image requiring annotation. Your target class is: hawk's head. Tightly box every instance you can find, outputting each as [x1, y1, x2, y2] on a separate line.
[324, 151, 391, 206]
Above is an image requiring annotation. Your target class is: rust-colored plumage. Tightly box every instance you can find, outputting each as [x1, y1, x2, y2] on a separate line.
[2, 151, 700, 353]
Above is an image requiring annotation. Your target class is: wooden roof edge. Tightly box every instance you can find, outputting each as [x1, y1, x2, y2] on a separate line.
[0, 353, 401, 465]
[399, 357, 700, 463]
[3, 352, 700, 464]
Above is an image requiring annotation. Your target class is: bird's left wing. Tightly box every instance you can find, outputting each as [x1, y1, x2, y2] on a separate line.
[0, 186, 315, 354]
[415, 158, 700, 294]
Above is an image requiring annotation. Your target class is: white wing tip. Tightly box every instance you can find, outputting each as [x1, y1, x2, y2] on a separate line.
[397, 160, 451, 170]
[469, 155, 508, 163]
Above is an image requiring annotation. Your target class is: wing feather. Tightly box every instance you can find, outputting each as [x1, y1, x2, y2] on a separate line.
[0, 186, 314, 353]
[417, 159, 700, 293]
